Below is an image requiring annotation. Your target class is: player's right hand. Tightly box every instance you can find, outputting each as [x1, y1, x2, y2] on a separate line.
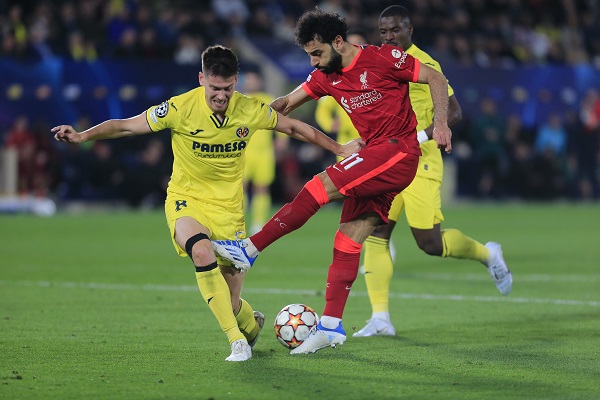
[432, 125, 452, 154]
[340, 138, 365, 158]
[51, 125, 83, 143]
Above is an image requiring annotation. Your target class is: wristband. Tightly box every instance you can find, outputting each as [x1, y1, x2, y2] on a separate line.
[417, 130, 429, 144]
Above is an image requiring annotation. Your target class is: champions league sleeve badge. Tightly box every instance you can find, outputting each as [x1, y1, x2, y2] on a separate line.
[155, 101, 169, 118]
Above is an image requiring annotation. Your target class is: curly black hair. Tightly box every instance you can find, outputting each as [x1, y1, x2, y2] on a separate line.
[201, 45, 239, 77]
[294, 8, 348, 47]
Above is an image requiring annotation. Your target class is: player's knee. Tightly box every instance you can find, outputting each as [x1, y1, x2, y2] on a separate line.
[371, 222, 394, 239]
[185, 233, 212, 263]
[417, 238, 443, 256]
[305, 174, 330, 205]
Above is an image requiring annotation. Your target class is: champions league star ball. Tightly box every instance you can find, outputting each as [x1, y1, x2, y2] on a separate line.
[274, 304, 319, 349]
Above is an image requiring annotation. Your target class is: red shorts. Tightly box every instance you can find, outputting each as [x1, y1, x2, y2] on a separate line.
[326, 141, 419, 224]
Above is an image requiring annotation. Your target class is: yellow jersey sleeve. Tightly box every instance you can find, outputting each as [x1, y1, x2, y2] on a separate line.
[406, 44, 454, 182]
[146, 99, 182, 132]
[406, 45, 454, 133]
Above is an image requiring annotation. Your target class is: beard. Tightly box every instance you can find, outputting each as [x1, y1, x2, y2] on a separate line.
[317, 46, 343, 74]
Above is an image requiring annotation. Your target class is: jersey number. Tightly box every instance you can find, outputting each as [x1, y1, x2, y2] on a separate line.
[339, 153, 364, 170]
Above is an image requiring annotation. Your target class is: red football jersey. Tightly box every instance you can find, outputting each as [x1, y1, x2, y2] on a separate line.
[302, 44, 421, 156]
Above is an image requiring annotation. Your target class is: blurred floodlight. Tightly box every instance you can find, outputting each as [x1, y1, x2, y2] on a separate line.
[35, 84, 52, 100]
[511, 86, 528, 103]
[119, 84, 137, 101]
[6, 84, 23, 100]
[63, 84, 81, 101]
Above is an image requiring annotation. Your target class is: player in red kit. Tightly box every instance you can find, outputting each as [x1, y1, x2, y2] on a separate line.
[212, 8, 452, 354]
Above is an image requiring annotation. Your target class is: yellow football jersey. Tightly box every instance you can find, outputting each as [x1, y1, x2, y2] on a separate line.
[406, 44, 455, 182]
[146, 86, 278, 213]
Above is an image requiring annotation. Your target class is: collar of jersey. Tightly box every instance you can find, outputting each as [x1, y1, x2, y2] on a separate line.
[341, 45, 362, 73]
[405, 43, 419, 56]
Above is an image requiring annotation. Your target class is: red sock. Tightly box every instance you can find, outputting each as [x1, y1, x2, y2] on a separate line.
[251, 176, 329, 251]
[323, 230, 362, 319]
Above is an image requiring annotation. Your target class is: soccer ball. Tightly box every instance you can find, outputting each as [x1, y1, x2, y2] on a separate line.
[274, 304, 319, 349]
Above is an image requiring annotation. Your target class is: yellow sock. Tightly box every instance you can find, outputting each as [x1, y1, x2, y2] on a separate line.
[251, 192, 271, 227]
[363, 236, 394, 314]
[195, 267, 245, 344]
[441, 229, 489, 263]
[235, 298, 260, 342]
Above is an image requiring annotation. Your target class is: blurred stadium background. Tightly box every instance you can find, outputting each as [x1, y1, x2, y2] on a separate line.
[1, 0, 599, 215]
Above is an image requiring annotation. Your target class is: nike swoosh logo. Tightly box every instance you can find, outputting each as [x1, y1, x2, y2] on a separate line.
[207, 296, 214, 304]
[332, 80, 342, 85]
[345, 286, 352, 290]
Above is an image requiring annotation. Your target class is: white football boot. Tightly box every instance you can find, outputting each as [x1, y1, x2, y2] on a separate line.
[484, 242, 512, 295]
[352, 318, 396, 337]
[290, 322, 346, 354]
[211, 238, 258, 272]
[225, 339, 252, 362]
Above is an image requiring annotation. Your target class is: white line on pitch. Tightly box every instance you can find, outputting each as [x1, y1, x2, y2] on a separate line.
[396, 272, 598, 283]
[253, 267, 600, 283]
[1, 280, 598, 307]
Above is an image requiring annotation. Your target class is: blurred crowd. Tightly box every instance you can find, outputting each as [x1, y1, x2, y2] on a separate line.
[1, 0, 599, 206]
[2, 113, 173, 207]
[453, 89, 600, 200]
[1, 0, 599, 66]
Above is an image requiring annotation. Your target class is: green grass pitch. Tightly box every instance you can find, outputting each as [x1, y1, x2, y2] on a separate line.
[1, 203, 599, 399]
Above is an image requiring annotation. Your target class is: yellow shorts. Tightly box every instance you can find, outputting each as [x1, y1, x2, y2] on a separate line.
[388, 176, 444, 230]
[164, 193, 246, 265]
[244, 150, 275, 186]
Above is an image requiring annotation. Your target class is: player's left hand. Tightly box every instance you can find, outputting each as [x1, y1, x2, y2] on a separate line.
[433, 125, 452, 154]
[340, 138, 365, 158]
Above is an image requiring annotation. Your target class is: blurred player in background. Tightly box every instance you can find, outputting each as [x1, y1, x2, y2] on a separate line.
[53, 45, 360, 362]
[354, 5, 512, 338]
[212, 9, 452, 355]
[241, 67, 289, 234]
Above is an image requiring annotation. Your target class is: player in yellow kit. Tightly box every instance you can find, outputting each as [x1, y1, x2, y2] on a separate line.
[353, 6, 513, 337]
[241, 68, 289, 234]
[52, 45, 362, 361]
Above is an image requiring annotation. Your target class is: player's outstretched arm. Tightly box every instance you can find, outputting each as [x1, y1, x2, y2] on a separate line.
[416, 64, 452, 153]
[52, 113, 151, 144]
[274, 114, 364, 158]
[270, 85, 312, 116]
